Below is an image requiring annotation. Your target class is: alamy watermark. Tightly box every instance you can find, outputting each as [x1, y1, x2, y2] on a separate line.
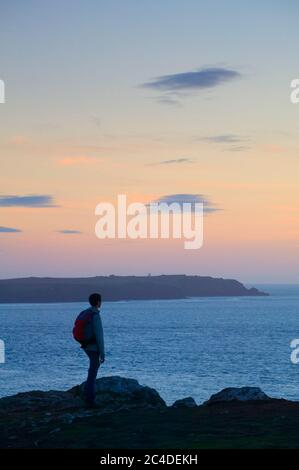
[290, 79, 299, 104]
[0, 340, 5, 363]
[95, 194, 204, 249]
[290, 339, 299, 364]
[0, 79, 5, 104]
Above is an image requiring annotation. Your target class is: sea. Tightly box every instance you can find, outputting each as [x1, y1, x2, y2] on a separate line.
[0, 284, 299, 406]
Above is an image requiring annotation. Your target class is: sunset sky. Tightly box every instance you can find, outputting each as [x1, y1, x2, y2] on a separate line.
[0, 0, 299, 282]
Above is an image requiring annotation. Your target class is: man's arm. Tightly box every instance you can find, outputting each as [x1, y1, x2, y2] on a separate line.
[93, 313, 105, 360]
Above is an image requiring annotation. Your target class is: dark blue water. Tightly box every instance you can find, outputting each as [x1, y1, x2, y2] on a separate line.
[1, 286, 299, 405]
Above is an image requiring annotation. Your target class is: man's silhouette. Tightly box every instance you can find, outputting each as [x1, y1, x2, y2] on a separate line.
[82, 293, 105, 407]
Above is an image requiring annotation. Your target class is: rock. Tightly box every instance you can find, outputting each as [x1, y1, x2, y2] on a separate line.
[0, 390, 83, 413]
[204, 387, 271, 405]
[171, 397, 197, 408]
[1, 379, 296, 449]
[0, 376, 166, 417]
[49, 428, 61, 435]
[69, 375, 167, 412]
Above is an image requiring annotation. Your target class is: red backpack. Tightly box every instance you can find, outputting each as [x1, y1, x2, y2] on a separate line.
[72, 309, 96, 346]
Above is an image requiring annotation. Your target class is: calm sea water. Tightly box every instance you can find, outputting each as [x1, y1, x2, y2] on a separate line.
[0, 285, 299, 406]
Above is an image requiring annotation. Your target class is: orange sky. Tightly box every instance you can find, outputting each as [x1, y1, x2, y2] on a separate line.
[0, 1, 299, 282]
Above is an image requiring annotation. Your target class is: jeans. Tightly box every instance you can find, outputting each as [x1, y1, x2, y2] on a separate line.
[84, 349, 100, 403]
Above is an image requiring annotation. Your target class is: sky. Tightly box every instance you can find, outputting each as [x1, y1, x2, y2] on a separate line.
[0, 0, 299, 282]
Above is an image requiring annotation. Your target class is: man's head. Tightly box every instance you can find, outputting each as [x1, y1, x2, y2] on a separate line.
[89, 293, 102, 308]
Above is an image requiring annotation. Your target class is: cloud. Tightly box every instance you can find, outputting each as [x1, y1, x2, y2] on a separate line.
[0, 226, 22, 233]
[155, 95, 182, 107]
[148, 158, 193, 166]
[261, 144, 286, 154]
[148, 194, 220, 214]
[224, 145, 251, 152]
[9, 135, 30, 146]
[0, 195, 57, 207]
[57, 230, 82, 234]
[58, 156, 98, 166]
[200, 134, 251, 152]
[201, 134, 247, 144]
[142, 67, 241, 93]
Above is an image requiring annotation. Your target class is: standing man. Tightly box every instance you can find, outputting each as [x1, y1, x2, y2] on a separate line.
[73, 293, 105, 408]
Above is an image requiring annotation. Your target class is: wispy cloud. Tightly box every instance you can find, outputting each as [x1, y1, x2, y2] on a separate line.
[200, 134, 251, 152]
[141, 67, 241, 105]
[142, 67, 241, 92]
[58, 156, 99, 166]
[155, 95, 182, 107]
[57, 229, 82, 234]
[0, 195, 57, 207]
[148, 158, 193, 166]
[0, 226, 22, 233]
[224, 145, 251, 152]
[200, 134, 247, 144]
[9, 135, 31, 146]
[149, 194, 220, 213]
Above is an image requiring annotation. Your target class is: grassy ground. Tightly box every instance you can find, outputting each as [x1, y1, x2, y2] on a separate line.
[2, 399, 299, 449]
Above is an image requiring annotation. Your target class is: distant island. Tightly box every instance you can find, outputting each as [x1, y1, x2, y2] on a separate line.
[0, 275, 268, 303]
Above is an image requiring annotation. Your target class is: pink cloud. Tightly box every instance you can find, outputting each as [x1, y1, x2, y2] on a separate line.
[58, 156, 100, 166]
[261, 144, 286, 154]
[9, 135, 31, 146]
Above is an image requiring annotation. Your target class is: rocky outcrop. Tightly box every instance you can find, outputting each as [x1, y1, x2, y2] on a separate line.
[204, 386, 271, 405]
[0, 382, 272, 416]
[171, 397, 197, 408]
[0, 376, 167, 448]
[0, 376, 166, 418]
[0, 390, 82, 413]
[69, 375, 166, 412]
[1, 380, 298, 449]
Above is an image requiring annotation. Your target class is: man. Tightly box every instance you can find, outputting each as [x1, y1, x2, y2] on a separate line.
[82, 293, 105, 408]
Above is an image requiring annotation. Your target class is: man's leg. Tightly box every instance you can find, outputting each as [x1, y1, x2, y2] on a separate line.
[84, 350, 100, 404]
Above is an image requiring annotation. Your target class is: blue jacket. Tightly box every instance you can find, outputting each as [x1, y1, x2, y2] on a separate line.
[84, 306, 105, 359]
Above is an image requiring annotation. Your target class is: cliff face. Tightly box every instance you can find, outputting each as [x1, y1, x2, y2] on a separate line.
[0, 275, 268, 303]
[0, 377, 298, 449]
